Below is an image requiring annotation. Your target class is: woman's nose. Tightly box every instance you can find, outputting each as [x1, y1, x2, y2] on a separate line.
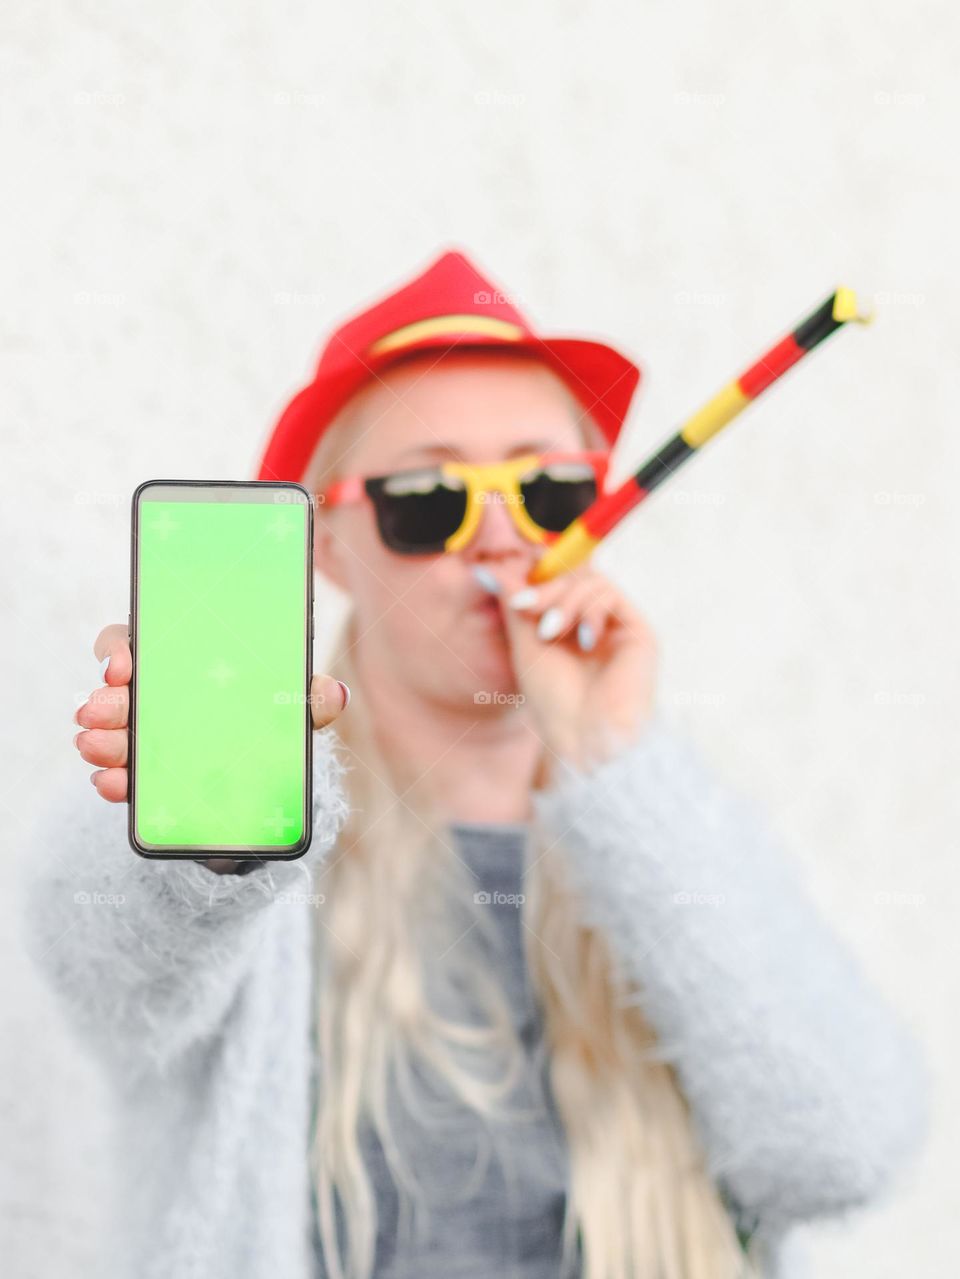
[468, 490, 530, 554]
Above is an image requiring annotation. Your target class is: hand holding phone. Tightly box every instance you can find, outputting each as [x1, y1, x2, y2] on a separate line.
[75, 632, 349, 868]
[73, 481, 351, 864]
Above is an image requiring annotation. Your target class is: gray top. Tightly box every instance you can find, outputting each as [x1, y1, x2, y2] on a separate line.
[21, 718, 928, 1279]
[312, 820, 577, 1278]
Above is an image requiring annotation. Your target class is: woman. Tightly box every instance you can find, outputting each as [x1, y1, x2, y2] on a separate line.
[26, 250, 926, 1279]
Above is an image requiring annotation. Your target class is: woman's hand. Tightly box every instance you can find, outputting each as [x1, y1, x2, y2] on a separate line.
[74, 623, 351, 803]
[74, 625, 350, 872]
[471, 564, 658, 776]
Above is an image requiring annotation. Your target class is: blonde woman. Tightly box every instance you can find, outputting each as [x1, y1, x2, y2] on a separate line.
[26, 250, 926, 1279]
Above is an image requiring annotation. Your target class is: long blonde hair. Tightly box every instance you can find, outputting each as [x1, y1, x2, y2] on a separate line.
[305, 350, 757, 1279]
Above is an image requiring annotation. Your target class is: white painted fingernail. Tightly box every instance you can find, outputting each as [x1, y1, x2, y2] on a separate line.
[577, 621, 596, 651]
[471, 566, 502, 595]
[99, 655, 110, 681]
[336, 679, 351, 709]
[537, 607, 564, 641]
[508, 587, 539, 610]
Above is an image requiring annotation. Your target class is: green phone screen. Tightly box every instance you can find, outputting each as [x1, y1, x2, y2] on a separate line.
[132, 484, 311, 854]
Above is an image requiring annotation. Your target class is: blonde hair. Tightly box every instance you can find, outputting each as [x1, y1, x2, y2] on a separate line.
[305, 349, 757, 1279]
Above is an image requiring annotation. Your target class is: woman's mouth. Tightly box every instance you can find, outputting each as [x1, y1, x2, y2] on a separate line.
[469, 594, 502, 621]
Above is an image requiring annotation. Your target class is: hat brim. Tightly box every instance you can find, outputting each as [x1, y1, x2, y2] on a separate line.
[255, 331, 641, 483]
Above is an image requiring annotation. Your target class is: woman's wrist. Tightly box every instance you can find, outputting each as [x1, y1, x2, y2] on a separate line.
[539, 713, 653, 782]
[196, 857, 265, 877]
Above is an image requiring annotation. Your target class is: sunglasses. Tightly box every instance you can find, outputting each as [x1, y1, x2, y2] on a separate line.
[319, 451, 610, 555]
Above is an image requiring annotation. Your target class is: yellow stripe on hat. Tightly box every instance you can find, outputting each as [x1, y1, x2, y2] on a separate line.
[368, 314, 526, 357]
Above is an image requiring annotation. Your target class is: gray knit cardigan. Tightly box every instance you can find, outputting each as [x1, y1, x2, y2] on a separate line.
[21, 714, 927, 1279]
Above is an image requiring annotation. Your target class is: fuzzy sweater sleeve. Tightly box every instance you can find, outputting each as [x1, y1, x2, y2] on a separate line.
[530, 711, 929, 1237]
[20, 727, 351, 1079]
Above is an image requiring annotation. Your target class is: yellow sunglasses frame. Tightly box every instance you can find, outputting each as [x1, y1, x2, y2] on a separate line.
[320, 450, 610, 553]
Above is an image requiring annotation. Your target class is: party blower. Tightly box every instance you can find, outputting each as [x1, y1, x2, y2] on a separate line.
[526, 288, 874, 585]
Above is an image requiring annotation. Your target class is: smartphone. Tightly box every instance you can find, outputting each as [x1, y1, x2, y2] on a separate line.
[128, 479, 314, 860]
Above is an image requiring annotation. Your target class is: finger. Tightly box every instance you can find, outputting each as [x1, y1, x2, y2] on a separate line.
[75, 683, 129, 729]
[575, 601, 613, 653]
[75, 727, 128, 768]
[572, 591, 657, 654]
[470, 563, 592, 622]
[504, 577, 567, 615]
[94, 624, 132, 686]
[90, 767, 127, 803]
[524, 576, 653, 649]
[470, 563, 528, 600]
[311, 675, 351, 730]
[504, 569, 608, 618]
[469, 565, 547, 650]
[530, 580, 615, 643]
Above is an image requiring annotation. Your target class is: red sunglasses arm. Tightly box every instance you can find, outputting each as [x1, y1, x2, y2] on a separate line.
[319, 475, 366, 507]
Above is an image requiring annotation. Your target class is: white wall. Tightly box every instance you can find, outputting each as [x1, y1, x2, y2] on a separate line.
[2, 2, 954, 1275]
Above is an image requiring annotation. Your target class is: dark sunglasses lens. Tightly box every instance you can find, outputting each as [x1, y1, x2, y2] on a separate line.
[365, 471, 468, 553]
[519, 463, 597, 532]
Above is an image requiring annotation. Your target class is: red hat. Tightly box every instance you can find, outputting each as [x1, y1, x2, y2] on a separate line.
[255, 247, 642, 483]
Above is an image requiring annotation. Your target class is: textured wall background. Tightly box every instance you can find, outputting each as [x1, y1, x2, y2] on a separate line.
[2, 2, 955, 1275]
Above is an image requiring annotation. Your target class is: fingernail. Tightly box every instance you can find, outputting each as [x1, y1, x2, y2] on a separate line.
[471, 566, 501, 595]
[73, 731, 81, 748]
[99, 655, 110, 681]
[508, 587, 539, 610]
[336, 679, 351, 709]
[577, 621, 596, 652]
[537, 607, 564, 641]
[90, 771, 100, 787]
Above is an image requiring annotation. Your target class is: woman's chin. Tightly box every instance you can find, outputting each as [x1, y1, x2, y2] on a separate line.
[437, 606, 521, 701]
[471, 655, 521, 703]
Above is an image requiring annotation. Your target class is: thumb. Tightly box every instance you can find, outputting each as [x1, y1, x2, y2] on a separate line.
[310, 675, 351, 729]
